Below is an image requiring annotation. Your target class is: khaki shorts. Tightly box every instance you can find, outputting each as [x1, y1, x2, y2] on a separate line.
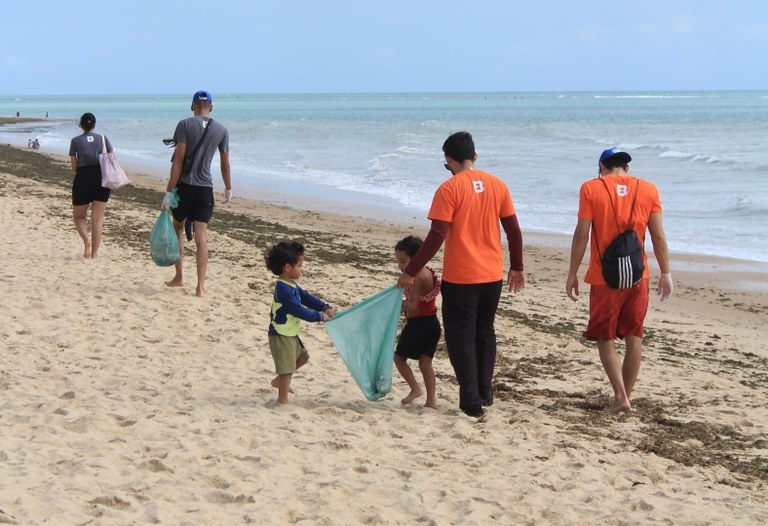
[269, 334, 310, 374]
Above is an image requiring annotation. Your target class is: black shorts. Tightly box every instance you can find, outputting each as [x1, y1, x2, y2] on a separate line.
[171, 182, 214, 224]
[396, 314, 441, 360]
[72, 165, 110, 206]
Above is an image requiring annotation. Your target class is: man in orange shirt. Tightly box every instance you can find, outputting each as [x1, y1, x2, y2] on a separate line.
[566, 147, 673, 414]
[398, 131, 525, 418]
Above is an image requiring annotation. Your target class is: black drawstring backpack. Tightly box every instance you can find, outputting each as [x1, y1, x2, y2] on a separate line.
[593, 178, 645, 289]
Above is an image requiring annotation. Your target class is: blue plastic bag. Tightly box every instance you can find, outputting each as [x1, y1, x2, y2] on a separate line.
[150, 208, 180, 267]
[325, 285, 403, 401]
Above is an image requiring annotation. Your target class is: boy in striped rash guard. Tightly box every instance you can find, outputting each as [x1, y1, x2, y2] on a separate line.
[266, 241, 335, 404]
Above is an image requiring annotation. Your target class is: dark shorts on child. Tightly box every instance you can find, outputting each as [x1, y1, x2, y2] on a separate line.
[72, 165, 111, 206]
[171, 182, 214, 224]
[396, 314, 441, 360]
[269, 334, 310, 374]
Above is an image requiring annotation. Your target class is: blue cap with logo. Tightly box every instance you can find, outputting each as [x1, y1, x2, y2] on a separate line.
[192, 90, 213, 103]
[599, 147, 632, 167]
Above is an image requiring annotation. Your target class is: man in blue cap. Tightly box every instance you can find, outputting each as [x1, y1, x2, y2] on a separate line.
[163, 90, 232, 298]
[566, 147, 673, 414]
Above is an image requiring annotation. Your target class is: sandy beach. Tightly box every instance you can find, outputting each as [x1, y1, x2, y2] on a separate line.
[1, 143, 767, 525]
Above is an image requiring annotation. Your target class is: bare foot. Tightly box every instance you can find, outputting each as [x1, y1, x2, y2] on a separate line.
[401, 388, 423, 405]
[271, 377, 294, 393]
[83, 241, 91, 259]
[424, 399, 438, 410]
[165, 278, 184, 288]
[196, 285, 206, 298]
[609, 399, 631, 414]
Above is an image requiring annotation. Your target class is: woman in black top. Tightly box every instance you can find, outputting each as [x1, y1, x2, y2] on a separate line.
[68, 113, 113, 258]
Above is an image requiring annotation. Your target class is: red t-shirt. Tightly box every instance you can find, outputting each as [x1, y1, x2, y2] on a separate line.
[578, 174, 662, 285]
[428, 169, 516, 284]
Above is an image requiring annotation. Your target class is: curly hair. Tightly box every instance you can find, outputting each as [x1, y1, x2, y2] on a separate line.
[265, 240, 305, 275]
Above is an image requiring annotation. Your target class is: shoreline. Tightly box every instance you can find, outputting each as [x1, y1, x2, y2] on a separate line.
[0, 117, 47, 124]
[10, 141, 768, 291]
[2, 112, 767, 268]
[1, 142, 767, 523]
[3, 89, 768, 266]
[121, 157, 768, 292]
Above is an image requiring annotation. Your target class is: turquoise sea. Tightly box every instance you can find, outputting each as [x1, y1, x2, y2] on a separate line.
[2, 91, 767, 263]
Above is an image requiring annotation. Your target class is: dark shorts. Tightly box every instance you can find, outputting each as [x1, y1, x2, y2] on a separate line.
[396, 314, 441, 360]
[171, 182, 214, 224]
[584, 281, 650, 341]
[72, 165, 110, 206]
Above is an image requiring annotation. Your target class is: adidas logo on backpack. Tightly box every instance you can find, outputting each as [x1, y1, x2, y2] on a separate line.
[595, 178, 645, 289]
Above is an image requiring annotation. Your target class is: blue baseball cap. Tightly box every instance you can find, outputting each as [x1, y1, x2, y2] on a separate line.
[599, 147, 632, 167]
[192, 90, 213, 103]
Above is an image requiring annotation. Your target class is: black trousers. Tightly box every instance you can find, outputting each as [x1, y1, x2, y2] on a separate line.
[441, 280, 503, 411]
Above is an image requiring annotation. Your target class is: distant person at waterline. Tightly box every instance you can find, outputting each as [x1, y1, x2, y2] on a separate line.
[68, 112, 115, 258]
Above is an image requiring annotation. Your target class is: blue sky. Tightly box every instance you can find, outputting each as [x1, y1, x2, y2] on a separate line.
[1, 0, 766, 95]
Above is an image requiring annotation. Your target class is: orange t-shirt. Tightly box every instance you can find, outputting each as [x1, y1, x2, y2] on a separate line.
[578, 174, 662, 285]
[428, 169, 516, 284]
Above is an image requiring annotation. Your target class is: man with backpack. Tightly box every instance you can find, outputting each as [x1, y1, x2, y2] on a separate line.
[163, 90, 232, 298]
[566, 147, 673, 414]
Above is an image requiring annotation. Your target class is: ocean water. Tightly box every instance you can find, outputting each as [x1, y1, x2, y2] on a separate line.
[2, 91, 767, 263]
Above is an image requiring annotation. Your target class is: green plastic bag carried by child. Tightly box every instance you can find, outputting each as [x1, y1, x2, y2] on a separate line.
[150, 189, 180, 267]
[325, 285, 402, 401]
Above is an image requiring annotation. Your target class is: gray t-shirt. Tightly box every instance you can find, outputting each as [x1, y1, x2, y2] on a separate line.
[69, 132, 113, 167]
[173, 116, 229, 187]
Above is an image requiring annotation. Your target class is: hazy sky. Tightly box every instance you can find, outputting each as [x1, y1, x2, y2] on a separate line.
[1, 0, 766, 95]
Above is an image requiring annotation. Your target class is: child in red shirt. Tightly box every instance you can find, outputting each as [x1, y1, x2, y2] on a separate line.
[394, 236, 442, 409]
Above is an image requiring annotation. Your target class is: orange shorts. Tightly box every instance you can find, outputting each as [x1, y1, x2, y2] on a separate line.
[584, 281, 649, 341]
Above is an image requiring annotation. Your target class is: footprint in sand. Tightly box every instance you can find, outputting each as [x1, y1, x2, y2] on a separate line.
[139, 459, 172, 473]
[87, 495, 131, 510]
[209, 475, 231, 489]
[205, 491, 255, 504]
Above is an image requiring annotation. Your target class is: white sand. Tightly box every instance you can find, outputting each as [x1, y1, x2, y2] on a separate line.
[1, 165, 766, 525]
